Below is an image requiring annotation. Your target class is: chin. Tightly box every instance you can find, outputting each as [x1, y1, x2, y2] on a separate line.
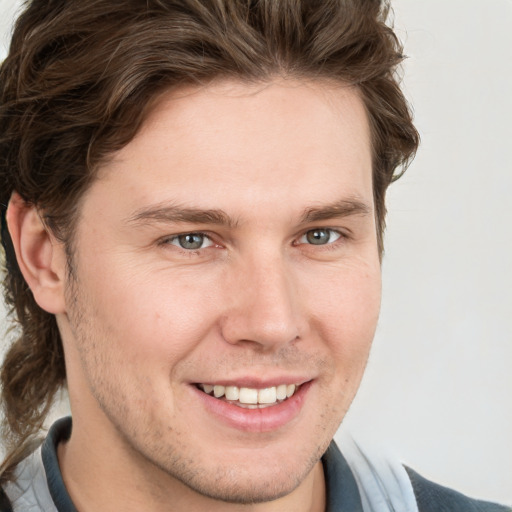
[176, 462, 310, 505]
[151, 435, 328, 506]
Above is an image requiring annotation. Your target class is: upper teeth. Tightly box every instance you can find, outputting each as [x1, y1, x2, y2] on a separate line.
[200, 384, 297, 405]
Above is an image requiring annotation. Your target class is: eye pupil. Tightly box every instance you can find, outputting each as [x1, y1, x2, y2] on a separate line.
[306, 229, 329, 245]
[178, 233, 204, 250]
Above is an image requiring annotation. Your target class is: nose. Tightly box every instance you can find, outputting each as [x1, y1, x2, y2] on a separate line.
[220, 253, 304, 351]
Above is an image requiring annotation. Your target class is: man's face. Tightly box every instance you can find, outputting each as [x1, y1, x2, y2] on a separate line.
[58, 79, 381, 503]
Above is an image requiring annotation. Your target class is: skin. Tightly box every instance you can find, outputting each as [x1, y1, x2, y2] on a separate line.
[8, 79, 381, 511]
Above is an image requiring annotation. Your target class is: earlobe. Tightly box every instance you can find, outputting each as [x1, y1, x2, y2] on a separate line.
[6, 192, 67, 314]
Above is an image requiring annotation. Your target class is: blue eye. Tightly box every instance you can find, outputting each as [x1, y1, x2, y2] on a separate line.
[170, 233, 213, 250]
[301, 229, 341, 245]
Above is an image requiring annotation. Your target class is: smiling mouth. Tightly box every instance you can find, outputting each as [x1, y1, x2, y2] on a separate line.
[196, 383, 300, 409]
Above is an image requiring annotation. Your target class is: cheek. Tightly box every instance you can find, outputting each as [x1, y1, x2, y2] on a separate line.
[78, 259, 223, 365]
[306, 262, 381, 377]
[307, 261, 381, 334]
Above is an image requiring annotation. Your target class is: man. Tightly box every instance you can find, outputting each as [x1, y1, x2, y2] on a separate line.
[0, 1, 509, 511]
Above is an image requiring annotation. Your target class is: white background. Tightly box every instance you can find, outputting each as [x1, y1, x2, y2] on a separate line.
[1, 0, 511, 506]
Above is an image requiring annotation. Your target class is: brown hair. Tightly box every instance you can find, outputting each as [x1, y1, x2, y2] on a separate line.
[0, 0, 419, 481]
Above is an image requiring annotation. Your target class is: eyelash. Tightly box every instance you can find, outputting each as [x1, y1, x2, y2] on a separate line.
[160, 232, 215, 253]
[296, 228, 343, 247]
[160, 228, 347, 253]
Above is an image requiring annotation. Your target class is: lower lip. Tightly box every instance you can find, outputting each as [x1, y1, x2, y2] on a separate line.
[191, 382, 312, 433]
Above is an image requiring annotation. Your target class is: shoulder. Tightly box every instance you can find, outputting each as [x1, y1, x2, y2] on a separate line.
[405, 466, 511, 512]
[327, 435, 511, 512]
[0, 417, 73, 512]
[0, 446, 57, 512]
[0, 486, 13, 512]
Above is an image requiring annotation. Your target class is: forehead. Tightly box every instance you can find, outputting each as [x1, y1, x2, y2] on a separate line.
[90, 79, 373, 221]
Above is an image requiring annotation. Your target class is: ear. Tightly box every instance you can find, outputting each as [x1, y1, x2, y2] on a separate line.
[6, 192, 67, 314]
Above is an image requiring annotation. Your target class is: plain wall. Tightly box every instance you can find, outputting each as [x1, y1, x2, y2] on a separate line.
[0, 0, 511, 505]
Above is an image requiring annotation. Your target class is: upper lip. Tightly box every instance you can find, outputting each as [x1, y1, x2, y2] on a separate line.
[192, 376, 313, 388]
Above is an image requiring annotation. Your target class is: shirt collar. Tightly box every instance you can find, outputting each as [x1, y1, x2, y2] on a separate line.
[42, 416, 362, 512]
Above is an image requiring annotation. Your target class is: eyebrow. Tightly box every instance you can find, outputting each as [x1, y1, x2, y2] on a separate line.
[127, 198, 371, 228]
[300, 198, 371, 223]
[127, 203, 239, 229]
